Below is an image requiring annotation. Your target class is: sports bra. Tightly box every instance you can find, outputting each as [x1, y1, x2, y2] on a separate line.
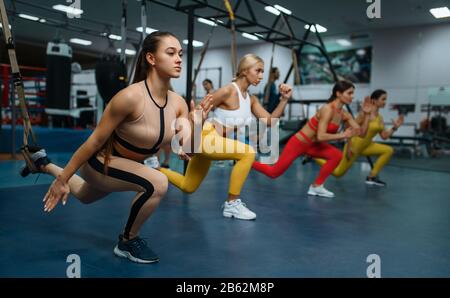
[112, 80, 177, 161]
[297, 103, 344, 143]
[307, 116, 340, 134]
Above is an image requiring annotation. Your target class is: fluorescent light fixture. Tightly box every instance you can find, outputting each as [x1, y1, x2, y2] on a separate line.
[39, 19, 46, 23]
[264, 6, 280, 16]
[108, 34, 122, 41]
[183, 39, 204, 47]
[117, 48, 136, 56]
[254, 33, 264, 38]
[216, 19, 224, 24]
[197, 17, 217, 27]
[0, 23, 12, 29]
[336, 39, 352, 46]
[304, 24, 327, 33]
[136, 26, 158, 34]
[274, 4, 292, 15]
[430, 7, 450, 19]
[69, 38, 92, 46]
[356, 49, 366, 56]
[18, 13, 39, 21]
[52, 4, 83, 16]
[242, 32, 259, 40]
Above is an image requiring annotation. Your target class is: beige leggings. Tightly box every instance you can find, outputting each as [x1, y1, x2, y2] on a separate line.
[47, 154, 168, 240]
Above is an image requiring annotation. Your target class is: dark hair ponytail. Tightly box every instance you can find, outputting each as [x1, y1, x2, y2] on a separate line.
[328, 80, 355, 102]
[370, 89, 387, 100]
[132, 31, 178, 84]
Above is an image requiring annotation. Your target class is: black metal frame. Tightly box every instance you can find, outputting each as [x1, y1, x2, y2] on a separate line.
[146, 0, 339, 102]
[8, 0, 339, 95]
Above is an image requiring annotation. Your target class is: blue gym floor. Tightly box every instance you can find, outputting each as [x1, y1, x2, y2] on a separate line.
[0, 154, 449, 277]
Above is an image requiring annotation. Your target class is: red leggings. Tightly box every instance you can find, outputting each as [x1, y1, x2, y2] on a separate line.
[252, 135, 342, 185]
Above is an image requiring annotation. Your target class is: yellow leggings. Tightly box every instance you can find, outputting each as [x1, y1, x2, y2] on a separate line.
[316, 141, 394, 178]
[159, 125, 256, 195]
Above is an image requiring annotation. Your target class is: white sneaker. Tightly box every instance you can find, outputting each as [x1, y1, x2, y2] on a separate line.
[222, 198, 256, 220]
[144, 156, 160, 169]
[307, 184, 335, 198]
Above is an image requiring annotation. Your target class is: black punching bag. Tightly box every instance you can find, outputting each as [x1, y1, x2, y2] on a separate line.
[46, 41, 72, 109]
[95, 55, 127, 105]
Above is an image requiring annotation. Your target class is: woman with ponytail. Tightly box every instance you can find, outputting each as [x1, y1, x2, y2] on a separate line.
[314, 90, 404, 186]
[20, 31, 213, 264]
[252, 80, 362, 198]
[159, 54, 292, 220]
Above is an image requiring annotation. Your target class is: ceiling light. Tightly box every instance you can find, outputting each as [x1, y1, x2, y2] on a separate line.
[264, 6, 280, 16]
[136, 27, 158, 34]
[274, 4, 292, 15]
[305, 24, 327, 33]
[430, 7, 450, 19]
[52, 4, 83, 17]
[0, 23, 12, 29]
[108, 34, 122, 41]
[197, 17, 217, 27]
[183, 39, 204, 47]
[242, 32, 259, 41]
[69, 38, 92, 46]
[117, 48, 136, 56]
[18, 13, 39, 21]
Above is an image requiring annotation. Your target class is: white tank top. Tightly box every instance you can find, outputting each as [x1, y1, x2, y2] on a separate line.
[213, 82, 253, 130]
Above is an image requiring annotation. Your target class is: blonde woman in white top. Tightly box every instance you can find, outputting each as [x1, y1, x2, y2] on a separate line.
[160, 54, 292, 220]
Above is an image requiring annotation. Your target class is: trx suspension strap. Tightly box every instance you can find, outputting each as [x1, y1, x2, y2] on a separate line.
[0, 0, 39, 169]
[139, 0, 147, 41]
[192, 21, 217, 86]
[224, 0, 237, 76]
[279, 13, 301, 85]
[120, 0, 127, 66]
[128, 0, 147, 84]
[263, 15, 287, 104]
[263, 43, 276, 105]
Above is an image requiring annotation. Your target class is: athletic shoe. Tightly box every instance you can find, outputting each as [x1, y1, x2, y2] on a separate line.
[365, 176, 386, 186]
[222, 198, 256, 220]
[113, 234, 159, 264]
[20, 147, 51, 177]
[307, 184, 335, 198]
[144, 156, 160, 169]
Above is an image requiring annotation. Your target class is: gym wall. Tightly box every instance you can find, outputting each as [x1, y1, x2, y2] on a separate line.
[172, 21, 450, 133]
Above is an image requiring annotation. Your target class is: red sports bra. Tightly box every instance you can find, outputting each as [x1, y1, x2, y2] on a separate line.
[298, 104, 343, 144]
[308, 116, 340, 134]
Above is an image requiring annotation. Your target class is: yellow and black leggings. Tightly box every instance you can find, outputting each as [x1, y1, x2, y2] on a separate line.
[159, 123, 256, 196]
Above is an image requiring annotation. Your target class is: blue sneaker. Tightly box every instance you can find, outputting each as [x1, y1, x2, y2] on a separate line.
[113, 234, 159, 264]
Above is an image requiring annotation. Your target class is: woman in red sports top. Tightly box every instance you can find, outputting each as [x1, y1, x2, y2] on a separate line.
[252, 80, 362, 198]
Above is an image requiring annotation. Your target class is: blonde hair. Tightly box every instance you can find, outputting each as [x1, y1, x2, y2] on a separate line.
[233, 54, 264, 81]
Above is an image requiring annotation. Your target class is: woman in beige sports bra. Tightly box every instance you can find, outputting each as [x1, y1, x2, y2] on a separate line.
[20, 31, 212, 264]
